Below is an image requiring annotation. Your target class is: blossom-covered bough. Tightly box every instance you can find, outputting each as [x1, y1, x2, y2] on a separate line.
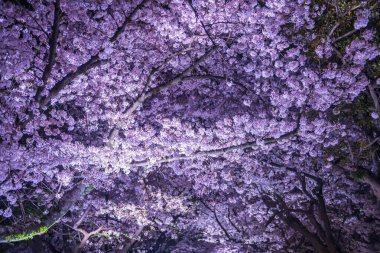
[0, 0, 379, 252]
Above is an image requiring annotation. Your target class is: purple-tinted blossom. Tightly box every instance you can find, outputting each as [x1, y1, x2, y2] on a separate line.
[287, 61, 300, 72]
[0, 1, 377, 252]
[354, 9, 370, 30]
[2, 207, 12, 218]
[315, 41, 333, 59]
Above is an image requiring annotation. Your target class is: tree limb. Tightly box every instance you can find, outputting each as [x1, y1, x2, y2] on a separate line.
[40, 55, 105, 107]
[122, 46, 217, 117]
[34, 0, 62, 102]
[108, 46, 218, 144]
[368, 84, 380, 112]
[0, 183, 86, 244]
[262, 194, 330, 253]
[110, 0, 150, 42]
[38, 0, 149, 108]
[126, 114, 299, 168]
[41, 0, 61, 84]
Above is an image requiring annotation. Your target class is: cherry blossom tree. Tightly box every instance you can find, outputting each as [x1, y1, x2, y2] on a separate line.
[0, 0, 379, 252]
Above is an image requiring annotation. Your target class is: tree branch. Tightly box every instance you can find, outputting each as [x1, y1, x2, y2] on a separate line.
[40, 55, 105, 107]
[227, 207, 241, 233]
[368, 84, 380, 112]
[110, 0, 150, 42]
[306, 203, 326, 244]
[115, 226, 144, 253]
[0, 183, 86, 244]
[38, 0, 149, 108]
[108, 46, 218, 144]
[212, 207, 237, 242]
[122, 46, 217, 117]
[262, 194, 330, 253]
[34, 0, 62, 102]
[313, 180, 340, 253]
[41, 0, 61, 83]
[72, 225, 104, 253]
[186, 0, 216, 46]
[335, 163, 380, 200]
[126, 114, 300, 168]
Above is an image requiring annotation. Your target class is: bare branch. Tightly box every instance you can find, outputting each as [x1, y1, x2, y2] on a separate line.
[368, 84, 380, 112]
[332, 2, 378, 44]
[72, 225, 104, 253]
[73, 205, 92, 229]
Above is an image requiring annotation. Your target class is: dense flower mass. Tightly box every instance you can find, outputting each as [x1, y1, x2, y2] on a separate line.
[354, 8, 371, 29]
[0, 0, 379, 252]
